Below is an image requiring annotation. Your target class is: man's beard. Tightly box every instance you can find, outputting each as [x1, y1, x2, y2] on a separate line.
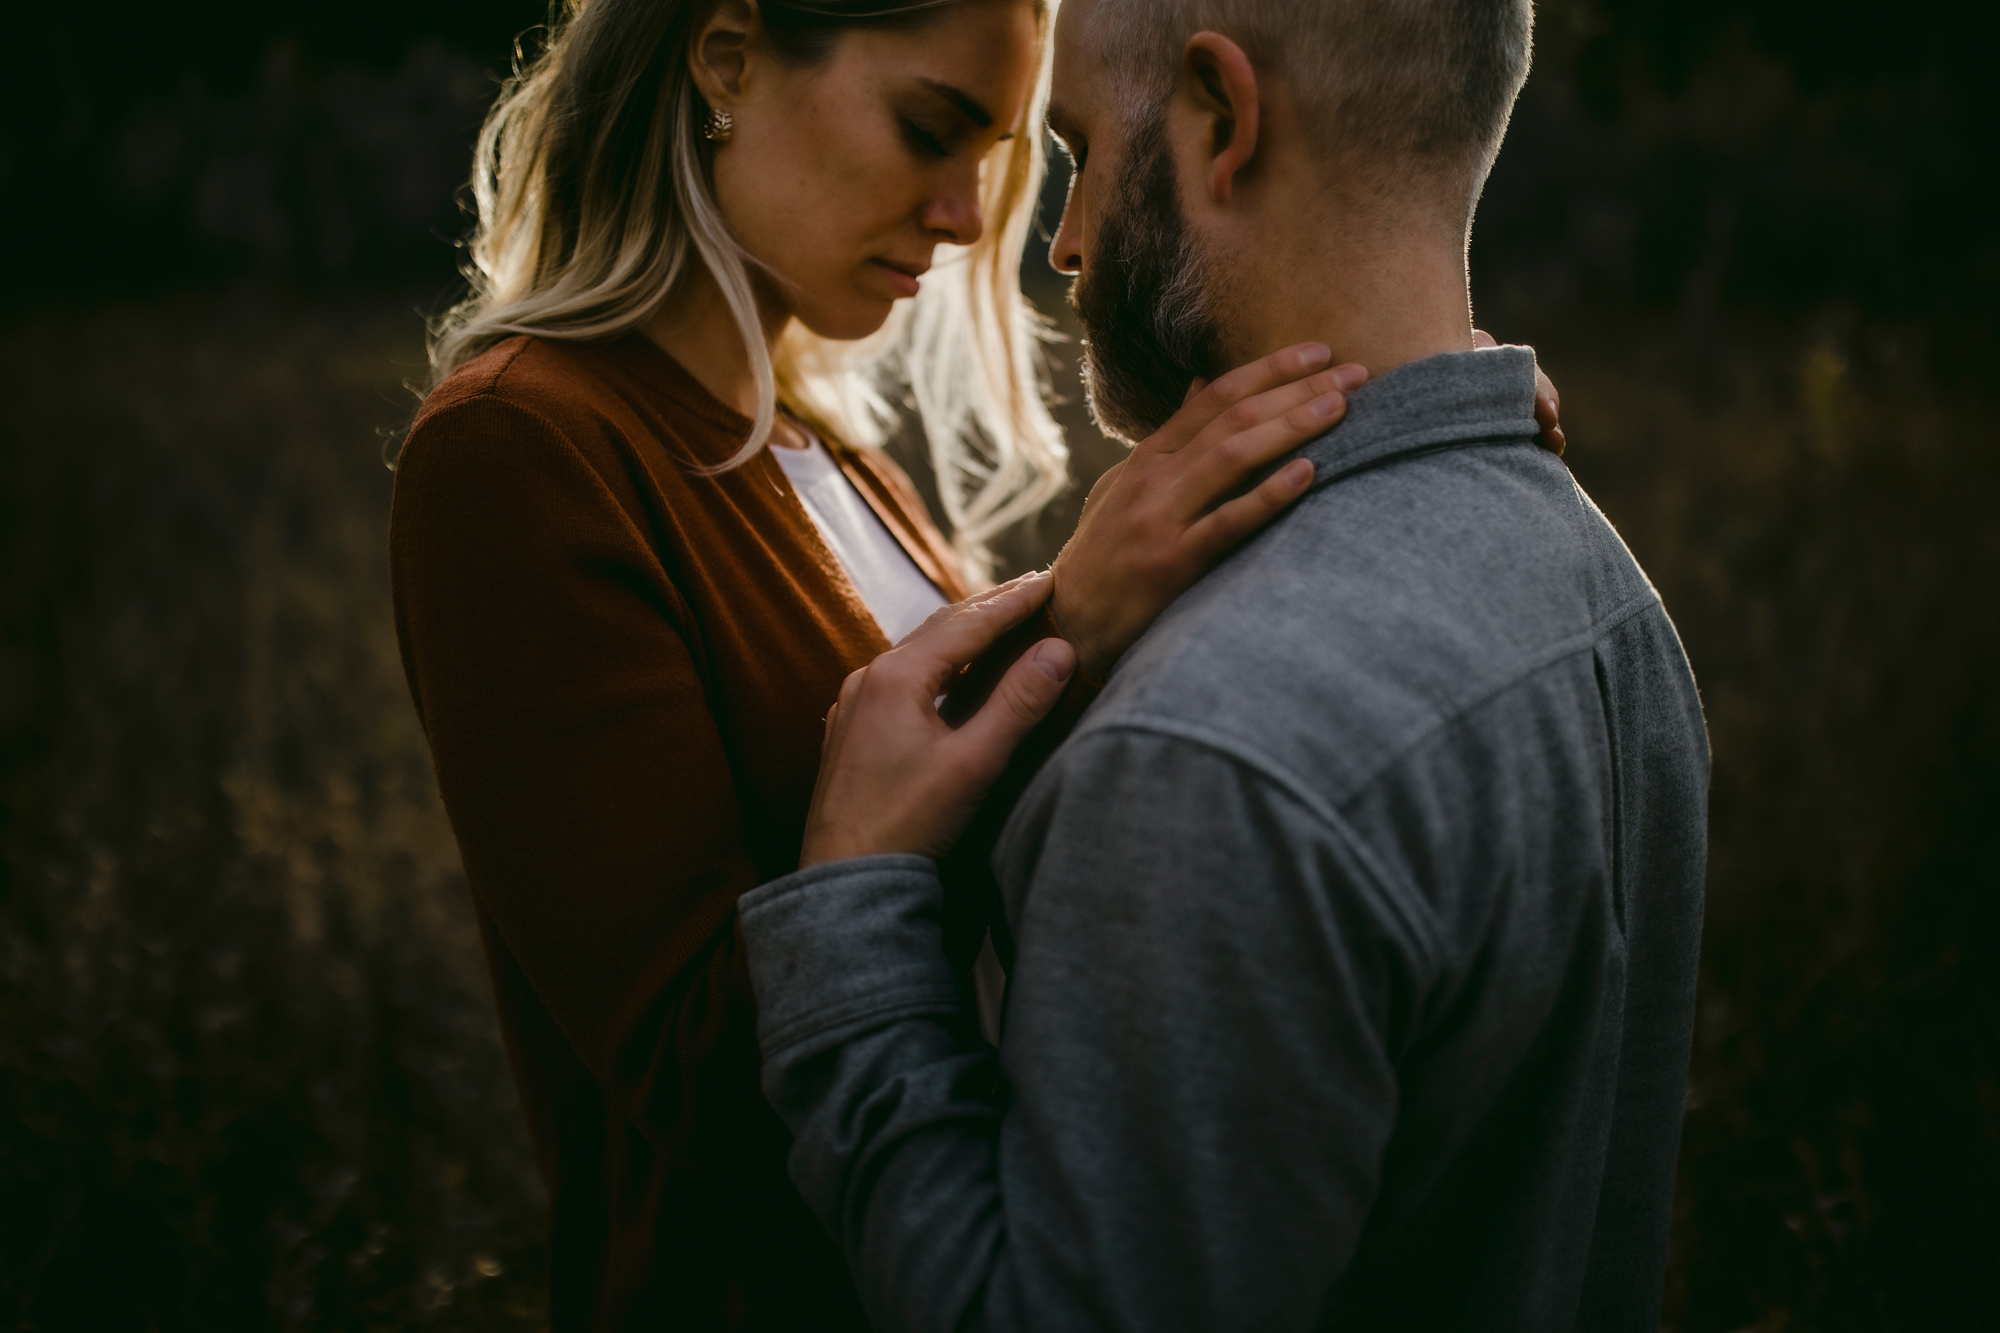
[1071, 119, 1229, 443]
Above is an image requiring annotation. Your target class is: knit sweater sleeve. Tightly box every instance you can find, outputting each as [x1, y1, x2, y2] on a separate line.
[389, 389, 766, 1164]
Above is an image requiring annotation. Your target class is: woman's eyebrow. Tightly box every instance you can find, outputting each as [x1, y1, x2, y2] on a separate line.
[918, 79, 994, 129]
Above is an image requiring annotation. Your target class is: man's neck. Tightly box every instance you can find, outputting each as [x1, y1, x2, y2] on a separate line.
[1211, 199, 1475, 380]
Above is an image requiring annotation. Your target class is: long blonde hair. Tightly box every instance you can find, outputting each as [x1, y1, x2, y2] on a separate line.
[428, 0, 1067, 582]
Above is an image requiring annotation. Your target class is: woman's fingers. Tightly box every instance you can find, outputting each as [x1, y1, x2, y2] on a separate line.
[1533, 367, 1565, 456]
[1182, 361, 1359, 450]
[1174, 379, 1352, 510]
[1147, 342, 1333, 455]
[1182, 457, 1316, 564]
[1478, 330, 1565, 455]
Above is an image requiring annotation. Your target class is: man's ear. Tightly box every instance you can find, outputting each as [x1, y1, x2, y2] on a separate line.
[690, 0, 757, 106]
[1181, 32, 1260, 204]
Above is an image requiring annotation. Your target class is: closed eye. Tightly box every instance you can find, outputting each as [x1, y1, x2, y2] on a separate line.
[1046, 125, 1085, 173]
[903, 119, 951, 159]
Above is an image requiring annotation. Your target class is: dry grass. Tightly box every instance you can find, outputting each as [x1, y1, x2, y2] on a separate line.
[1, 279, 1993, 1329]
[0, 293, 544, 1330]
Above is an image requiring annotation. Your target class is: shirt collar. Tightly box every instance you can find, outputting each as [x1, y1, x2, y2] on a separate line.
[1297, 345, 1540, 491]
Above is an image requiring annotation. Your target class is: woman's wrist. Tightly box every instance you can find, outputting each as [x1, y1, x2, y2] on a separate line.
[1047, 564, 1113, 684]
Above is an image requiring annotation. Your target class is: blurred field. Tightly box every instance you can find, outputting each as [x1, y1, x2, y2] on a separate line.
[5, 283, 1993, 1331]
[4, 0, 1996, 1328]
[0, 297, 546, 1328]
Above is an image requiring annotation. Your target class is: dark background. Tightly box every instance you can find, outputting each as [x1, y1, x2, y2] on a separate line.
[3, 1, 1995, 1327]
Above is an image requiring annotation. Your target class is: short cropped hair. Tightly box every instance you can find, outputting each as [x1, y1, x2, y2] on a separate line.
[1081, 0, 1534, 216]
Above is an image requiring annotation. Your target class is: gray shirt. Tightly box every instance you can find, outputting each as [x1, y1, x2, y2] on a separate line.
[739, 346, 1709, 1332]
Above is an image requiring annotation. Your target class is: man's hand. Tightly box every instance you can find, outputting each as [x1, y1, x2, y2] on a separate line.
[800, 572, 1076, 868]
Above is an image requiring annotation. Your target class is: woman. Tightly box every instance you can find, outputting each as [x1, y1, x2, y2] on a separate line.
[390, 0, 1560, 1327]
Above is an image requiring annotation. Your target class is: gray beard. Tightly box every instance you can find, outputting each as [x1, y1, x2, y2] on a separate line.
[1070, 121, 1229, 443]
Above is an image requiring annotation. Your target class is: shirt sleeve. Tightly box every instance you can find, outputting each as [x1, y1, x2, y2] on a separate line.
[390, 391, 766, 1164]
[739, 725, 1418, 1331]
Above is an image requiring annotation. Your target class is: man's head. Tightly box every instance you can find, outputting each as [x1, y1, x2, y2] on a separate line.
[1049, 0, 1534, 441]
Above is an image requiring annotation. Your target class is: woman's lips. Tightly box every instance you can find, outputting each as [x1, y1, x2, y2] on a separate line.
[870, 259, 923, 298]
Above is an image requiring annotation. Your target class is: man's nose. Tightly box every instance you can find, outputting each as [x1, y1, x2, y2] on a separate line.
[1048, 176, 1083, 275]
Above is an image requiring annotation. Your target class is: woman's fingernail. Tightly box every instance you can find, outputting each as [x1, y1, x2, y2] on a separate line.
[1032, 638, 1076, 683]
[1284, 459, 1314, 487]
[1297, 343, 1331, 368]
[1311, 392, 1344, 419]
[1332, 364, 1368, 392]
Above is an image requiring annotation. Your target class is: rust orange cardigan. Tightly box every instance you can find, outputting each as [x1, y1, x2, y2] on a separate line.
[389, 333, 1072, 1330]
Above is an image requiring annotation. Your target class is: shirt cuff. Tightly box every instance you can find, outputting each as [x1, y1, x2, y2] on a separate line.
[740, 854, 965, 1059]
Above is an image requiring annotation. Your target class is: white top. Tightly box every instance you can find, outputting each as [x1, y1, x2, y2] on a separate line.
[771, 437, 948, 643]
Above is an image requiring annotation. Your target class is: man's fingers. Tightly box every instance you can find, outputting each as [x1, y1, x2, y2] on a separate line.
[894, 569, 1056, 695]
[1147, 342, 1333, 454]
[1182, 457, 1315, 562]
[952, 637, 1075, 774]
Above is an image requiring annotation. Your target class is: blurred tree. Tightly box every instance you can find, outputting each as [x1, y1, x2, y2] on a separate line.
[4, 2, 542, 300]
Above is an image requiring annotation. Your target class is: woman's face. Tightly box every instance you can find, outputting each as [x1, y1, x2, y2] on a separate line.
[707, 0, 1040, 341]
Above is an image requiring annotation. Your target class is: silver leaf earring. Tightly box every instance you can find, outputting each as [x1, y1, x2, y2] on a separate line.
[703, 107, 734, 143]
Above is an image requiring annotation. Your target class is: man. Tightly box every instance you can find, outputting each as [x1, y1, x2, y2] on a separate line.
[737, 0, 1709, 1327]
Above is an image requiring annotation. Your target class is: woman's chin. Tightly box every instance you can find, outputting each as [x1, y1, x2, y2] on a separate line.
[795, 299, 897, 345]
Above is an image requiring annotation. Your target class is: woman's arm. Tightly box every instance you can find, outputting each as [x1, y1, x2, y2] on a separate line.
[389, 393, 766, 1159]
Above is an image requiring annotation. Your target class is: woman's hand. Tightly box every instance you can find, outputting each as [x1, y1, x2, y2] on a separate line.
[1049, 343, 1369, 681]
[800, 572, 1073, 868]
[1474, 329, 1566, 455]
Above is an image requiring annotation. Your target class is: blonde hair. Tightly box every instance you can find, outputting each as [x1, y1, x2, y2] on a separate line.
[428, 0, 1067, 582]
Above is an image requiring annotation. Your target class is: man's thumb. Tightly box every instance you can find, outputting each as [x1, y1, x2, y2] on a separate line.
[966, 637, 1074, 748]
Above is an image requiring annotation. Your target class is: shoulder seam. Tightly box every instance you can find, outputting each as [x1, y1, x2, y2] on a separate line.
[1065, 588, 1664, 979]
[1055, 720, 1447, 986]
[481, 332, 533, 386]
[417, 384, 581, 455]
[1340, 588, 1662, 800]
[412, 337, 532, 425]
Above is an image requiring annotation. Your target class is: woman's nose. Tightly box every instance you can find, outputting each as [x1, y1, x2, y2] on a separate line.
[920, 172, 985, 247]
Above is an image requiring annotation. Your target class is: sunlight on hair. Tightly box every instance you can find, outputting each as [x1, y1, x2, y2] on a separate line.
[428, 0, 1068, 583]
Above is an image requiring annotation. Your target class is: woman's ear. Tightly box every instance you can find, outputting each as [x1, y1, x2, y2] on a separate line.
[1180, 32, 1260, 205]
[690, 0, 758, 105]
